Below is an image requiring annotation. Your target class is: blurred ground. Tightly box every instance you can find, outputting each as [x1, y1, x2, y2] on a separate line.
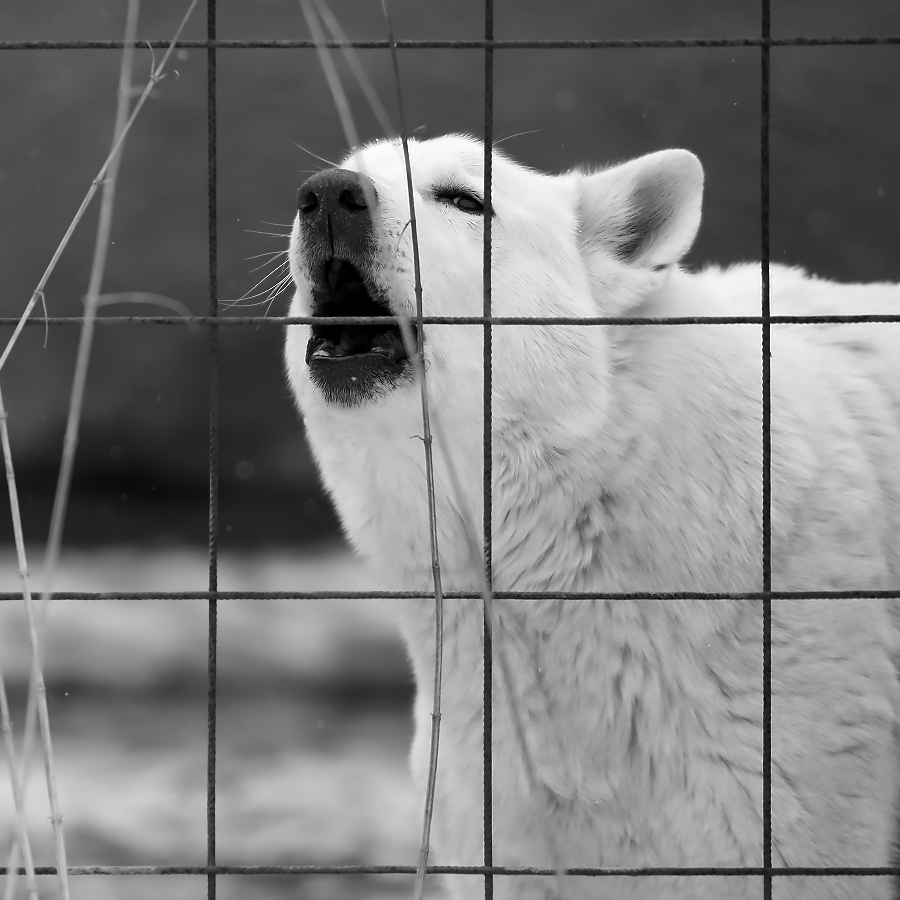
[0, 546, 423, 900]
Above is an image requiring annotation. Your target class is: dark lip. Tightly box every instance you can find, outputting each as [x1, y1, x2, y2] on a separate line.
[305, 258, 418, 406]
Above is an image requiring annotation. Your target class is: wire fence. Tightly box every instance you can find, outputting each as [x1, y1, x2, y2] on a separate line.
[2, 1, 900, 898]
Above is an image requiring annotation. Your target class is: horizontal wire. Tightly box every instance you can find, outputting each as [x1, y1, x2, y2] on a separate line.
[5, 25, 898, 889]
[2, 864, 898, 877]
[3, 314, 900, 327]
[1, 36, 900, 50]
[0, 589, 896, 602]
[4, 21, 896, 895]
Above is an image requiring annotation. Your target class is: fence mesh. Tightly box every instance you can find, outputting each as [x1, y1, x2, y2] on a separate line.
[2, 1, 900, 898]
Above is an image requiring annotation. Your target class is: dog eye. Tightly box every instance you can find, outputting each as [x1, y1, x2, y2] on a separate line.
[436, 191, 484, 214]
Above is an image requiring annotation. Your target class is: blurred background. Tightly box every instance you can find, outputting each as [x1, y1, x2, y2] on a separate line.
[0, 0, 899, 897]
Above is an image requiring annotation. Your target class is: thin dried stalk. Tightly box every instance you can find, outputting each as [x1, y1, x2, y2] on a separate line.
[3, 670, 38, 900]
[3, 4, 202, 897]
[0, 689, 36, 900]
[299, 4, 446, 897]
[376, 8, 569, 896]
[2, 3, 144, 894]
[305, 1, 569, 892]
[9, 0, 196, 790]
[380, 9, 443, 897]
[299, 0, 362, 153]
[0, 0, 200, 375]
[0, 382, 66, 899]
[92, 293, 202, 333]
[310, 0, 395, 138]
[0, 389, 39, 900]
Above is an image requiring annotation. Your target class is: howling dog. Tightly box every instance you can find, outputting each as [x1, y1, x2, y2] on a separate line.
[285, 134, 900, 899]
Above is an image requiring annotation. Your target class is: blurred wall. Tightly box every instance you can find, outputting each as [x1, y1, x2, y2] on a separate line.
[1, 0, 899, 548]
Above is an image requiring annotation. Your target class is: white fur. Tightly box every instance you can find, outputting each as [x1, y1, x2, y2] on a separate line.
[285, 135, 900, 898]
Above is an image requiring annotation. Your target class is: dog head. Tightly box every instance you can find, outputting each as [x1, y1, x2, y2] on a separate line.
[285, 134, 703, 420]
[284, 135, 704, 580]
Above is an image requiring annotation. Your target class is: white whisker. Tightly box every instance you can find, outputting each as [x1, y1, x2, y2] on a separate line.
[228, 261, 291, 307]
[245, 229, 292, 238]
[245, 249, 289, 263]
[248, 252, 289, 274]
[494, 128, 542, 145]
[292, 141, 338, 168]
[239, 270, 293, 304]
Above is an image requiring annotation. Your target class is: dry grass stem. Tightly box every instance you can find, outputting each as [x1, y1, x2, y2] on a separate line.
[3, 668, 38, 900]
[378, 8, 569, 895]
[0, 0, 200, 375]
[36, 0, 144, 585]
[0, 682, 37, 900]
[299, 4, 447, 896]
[299, 0, 363, 154]
[311, 0, 395, 138]
[1, 2, 143, 892]
[0, 384, 68, 898]
[2, 4, 202, 897]
[0, 388, 39, 900]
[379, 7, 446, 898]
[93, 293, 202, 333]
[93, 291, 193, 314]
[304, 1, 569, 892]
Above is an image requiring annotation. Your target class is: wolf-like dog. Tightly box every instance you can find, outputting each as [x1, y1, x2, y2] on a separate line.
[284, 135, 900, 898]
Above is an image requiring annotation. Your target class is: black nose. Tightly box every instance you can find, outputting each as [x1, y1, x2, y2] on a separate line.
[296, 168, 378, 261]
[297, 168, 377, 215]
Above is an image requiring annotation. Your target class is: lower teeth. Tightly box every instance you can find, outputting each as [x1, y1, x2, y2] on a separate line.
[308, 331, 412, 363]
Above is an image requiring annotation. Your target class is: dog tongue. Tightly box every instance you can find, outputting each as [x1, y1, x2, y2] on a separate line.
[370, 331, 407, 361]
[339, 332, 360, 354]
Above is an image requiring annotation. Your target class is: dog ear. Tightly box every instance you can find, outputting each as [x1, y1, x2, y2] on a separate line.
[576, 150, 704, 269]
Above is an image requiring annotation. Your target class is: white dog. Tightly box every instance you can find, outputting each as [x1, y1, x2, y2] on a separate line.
[284, 135, 900, 899]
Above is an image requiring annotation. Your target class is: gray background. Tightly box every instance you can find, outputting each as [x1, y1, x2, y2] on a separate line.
[1, 0, 899, 550]
[1, 2, 899, 898]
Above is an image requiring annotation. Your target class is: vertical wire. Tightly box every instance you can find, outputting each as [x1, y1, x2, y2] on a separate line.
[206, 1, 219, 898]
[760, 1, 773, 898]
[482, 2, 494, 898]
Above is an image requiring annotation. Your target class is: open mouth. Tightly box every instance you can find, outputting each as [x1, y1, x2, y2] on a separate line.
[305, 258, 416, 406]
